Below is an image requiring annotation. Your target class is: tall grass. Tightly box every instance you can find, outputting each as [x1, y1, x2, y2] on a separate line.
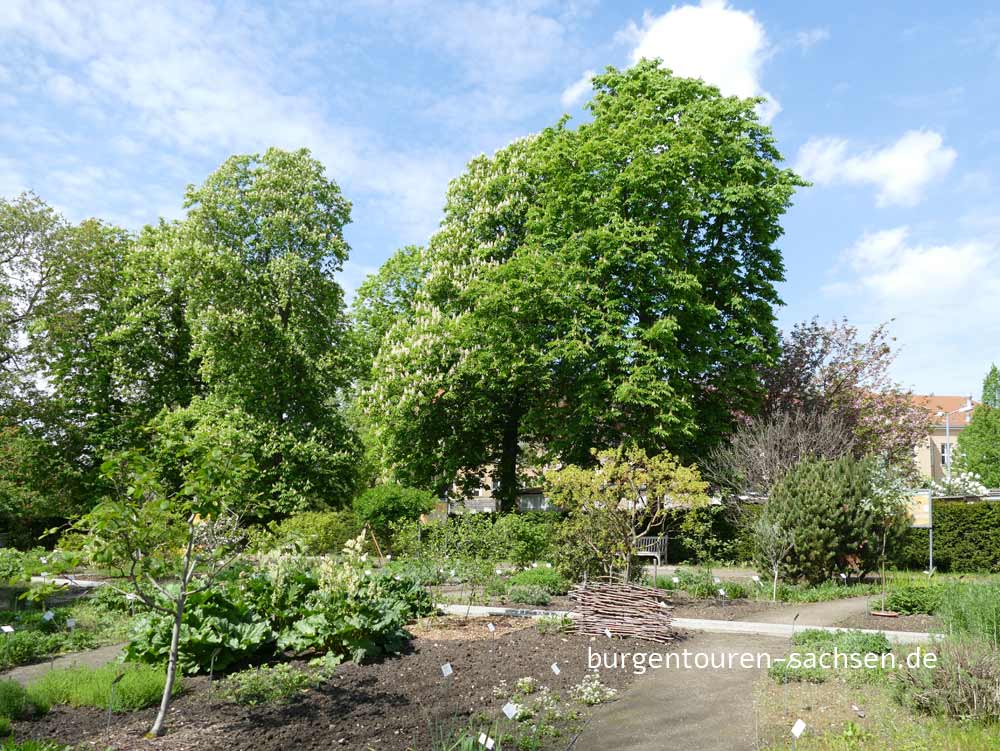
[0, 680, 47, 722]
[938, 583, 1000, 648]
[28, 663, 178, 711]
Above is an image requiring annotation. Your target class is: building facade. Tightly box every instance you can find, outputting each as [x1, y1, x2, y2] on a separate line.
[911, 394, 976, 481]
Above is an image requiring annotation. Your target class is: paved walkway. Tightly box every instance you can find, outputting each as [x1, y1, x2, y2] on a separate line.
[0, 643, 125, 686]
[572, 596, 890, 751]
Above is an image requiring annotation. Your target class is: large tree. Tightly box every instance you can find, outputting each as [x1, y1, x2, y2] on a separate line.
[364, 62, 803, 509]
[180, 148, 360, 515]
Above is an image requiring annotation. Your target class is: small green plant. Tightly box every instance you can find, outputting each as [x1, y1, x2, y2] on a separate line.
[570, 673, 617, 705]
[0, 741, 69, 751]
[535, 614, 573, 635]
[218, 663, 324, 705]
[507, 568, 568, 595]
[886, 584, 944, 615]
[938, 583, 1000, 648]
[894, 637, 1000, 722]
[507, 585, 551, 606]
[0, 680, 47, 723]
[28, 663, 178, 711]
[769, 629, 892, 685]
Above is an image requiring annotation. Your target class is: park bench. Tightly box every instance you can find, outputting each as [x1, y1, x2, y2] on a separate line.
[636, 535, 669, 566]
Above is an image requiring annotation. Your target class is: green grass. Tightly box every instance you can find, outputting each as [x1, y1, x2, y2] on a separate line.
[0, 741, 70, 751]
[28, 662, 176, 711]
[938, 583, 1000, 648]
[218, 663, 322, 705]
[768, 630, 892, 686]
[0, 680, 47, 723]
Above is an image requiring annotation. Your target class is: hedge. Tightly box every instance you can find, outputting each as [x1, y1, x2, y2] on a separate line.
[895, 500, 1000, 572]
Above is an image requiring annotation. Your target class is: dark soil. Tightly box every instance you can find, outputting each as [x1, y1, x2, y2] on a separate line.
[834, 611, 943, 633]
[667, 596, 782, 622]
[13, 616, 675, 751]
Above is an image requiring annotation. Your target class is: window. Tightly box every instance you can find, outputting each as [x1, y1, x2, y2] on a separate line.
[941, 442, 952, 467]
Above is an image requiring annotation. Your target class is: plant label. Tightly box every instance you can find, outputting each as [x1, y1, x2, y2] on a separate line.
[39, 557, 47, 564]
[839, 573, 847, 580]
[546, 563, 552, 568]
[718, 589, 727, 598]
[440, 663, 453, 677]
[671, 576, 680, 584]
[487, 623, 496, 633]
[1, 625, 13, 633]
[450, 569, 456, 577]
[751, 575, 760, 583]
[551, 662, 560, 675]
[66, 618, 76, 630]
[791, 719, 806, 739]
[495, 568, 503, 575]
[386, 555, 392, 560]
[532, 562, 538, 568]
[604, 628, 612, 638]
[486, 738, 495, 750]
[713, 576, 721, 584]
[42, 611, 55, 622]
[502, 702, 518, 720]
[479, 733, 488, 745]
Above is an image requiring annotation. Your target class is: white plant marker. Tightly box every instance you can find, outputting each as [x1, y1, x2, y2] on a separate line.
[66, 618, 76, 630]
[479, 733, 488, 745]
[39, 557, 47, 564]
[839, 573, 848, 581]
[495, 568, 503, 576]
[718, 589, 727, 598]
[386, 554, 392, 561]
[441, 662, 453, 677]
[485, 738, 495, 750]
[604, 627, 612, 638]
[1, 625, 13, 634]
[502, 702, 518, 720]
[791, 719, 806, 738]
[546, 563, 552, 568]
[450, 569, 456, 577]
[487, 623, 496, 633]
[551, 662, 560, 675]
[713, 576, 721, 584]
[42, 610, 55, 622]
[751, 575, 760, 583]
[532, 562, 538, 568]
[671, 576, 680, 584]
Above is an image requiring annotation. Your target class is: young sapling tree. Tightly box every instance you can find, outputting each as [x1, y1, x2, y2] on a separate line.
[75, 427, 253, 737]
[751, 511, 795, 602]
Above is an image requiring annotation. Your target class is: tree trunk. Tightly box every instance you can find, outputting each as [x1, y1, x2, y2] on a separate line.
[149, 589, 185, 737]
[496, 408, 521, 514]
[772, 568, 779, 602]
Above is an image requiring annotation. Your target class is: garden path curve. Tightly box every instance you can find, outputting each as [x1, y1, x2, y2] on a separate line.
[571, 596, 874, 751]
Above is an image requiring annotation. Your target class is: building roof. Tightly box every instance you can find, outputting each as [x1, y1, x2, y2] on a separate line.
[911, 394, 977, 425]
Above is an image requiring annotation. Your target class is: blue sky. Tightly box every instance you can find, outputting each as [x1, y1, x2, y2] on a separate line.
[2, 1, 998, 395]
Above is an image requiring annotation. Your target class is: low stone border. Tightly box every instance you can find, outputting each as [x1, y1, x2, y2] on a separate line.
[437, 603, 936, 644]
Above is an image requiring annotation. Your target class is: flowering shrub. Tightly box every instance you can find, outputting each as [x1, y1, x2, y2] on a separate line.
[930, 468, 987, 498]
[570, 673, 617, 705]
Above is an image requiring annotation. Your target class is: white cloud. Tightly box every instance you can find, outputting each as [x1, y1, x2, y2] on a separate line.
[826, 226, 1000, 393]
[622, 0, 779, 122]
[842, 227, 990, 299]
[560, 69, 594, 108]
[0, 0, 456, 242]
[795, 28, 830, 51]
[795, 130, 957, 207]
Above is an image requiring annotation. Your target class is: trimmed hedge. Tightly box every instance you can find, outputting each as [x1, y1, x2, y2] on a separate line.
[895, 500, 1000, 572]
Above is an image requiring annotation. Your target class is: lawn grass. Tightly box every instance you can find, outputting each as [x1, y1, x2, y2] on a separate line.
[28, 662, 176, 712]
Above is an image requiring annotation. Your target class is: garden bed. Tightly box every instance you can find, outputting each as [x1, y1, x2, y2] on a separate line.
[13, 616, 669, 751]
[833, 611, 942, 633]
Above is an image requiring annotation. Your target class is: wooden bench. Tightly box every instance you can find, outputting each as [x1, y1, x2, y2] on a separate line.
[636, 535, 669, 566]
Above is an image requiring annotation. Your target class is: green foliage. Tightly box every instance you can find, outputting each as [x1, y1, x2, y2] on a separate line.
[982, 364, 1000, 409]
[218, 662, 328, 705]
[896, 501, 1000, 572]
[353, 483, 436, 542]
[547, 446, 709, 581]
[770, 629, 892, 685]
[507, 585, 551, 606]
[895, 637, 1000, 723]
[0, 680, 47, 722]
[263, 511, 361, 554]
[374, 573, 436, 620]
[767, 456, 906, 584]
[886, 585, 944, 615]
[28, 663, 176, 711]
[0, 550, 22, 585]
[125, 585, 273, 675]
[507, 568, 568, 595]
[957, 405, 1000, 488]
[535, 614, 573, 635]
[391, 512, 559, 566]
[0, 741, 68, 751]
[666, 568, 747, 599]
[938, 583, 1000, 649]
[365, 62, 801, 506]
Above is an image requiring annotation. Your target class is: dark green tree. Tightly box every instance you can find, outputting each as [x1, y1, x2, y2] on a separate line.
[956, 366, 1000, 487]
[766, 456, 906, 584]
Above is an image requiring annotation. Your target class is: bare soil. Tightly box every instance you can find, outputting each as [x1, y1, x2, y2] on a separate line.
[834, 611, 943, 633]
[13, 616, 673, 751]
